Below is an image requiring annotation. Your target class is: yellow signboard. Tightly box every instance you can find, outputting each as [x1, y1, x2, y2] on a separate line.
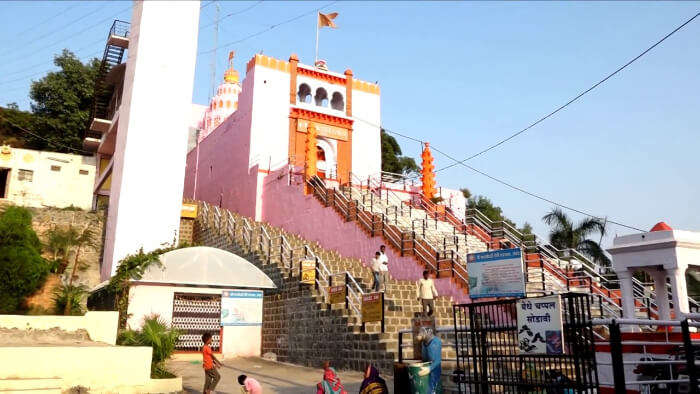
[181, 203, 198, 219]
[300, 259, 316, 285]
[361, 292, 383, 323]
[329, 285, 346, 304]
[297, 119, 349, 141]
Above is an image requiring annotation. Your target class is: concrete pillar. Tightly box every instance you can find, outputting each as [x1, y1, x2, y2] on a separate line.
[616, 269, 636, 320]
[668, 267, 690, 317]
[649, 270, 671, 321]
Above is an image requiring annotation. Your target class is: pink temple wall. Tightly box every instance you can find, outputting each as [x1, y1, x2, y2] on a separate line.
[261, 170, 471, 303]
[183, 68, 259, 219]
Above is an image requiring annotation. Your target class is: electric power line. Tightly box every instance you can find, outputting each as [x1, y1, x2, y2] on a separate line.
[199, 0, 264, 32]
[0, 113, 93, 155]
[0, 43, 104, 85]
[433, 11, 700, 175]
[199, 1, 337, 56]
[3, 4, 77, 43]
[2, 5, 132, 67]
[354, 116, 645, 232]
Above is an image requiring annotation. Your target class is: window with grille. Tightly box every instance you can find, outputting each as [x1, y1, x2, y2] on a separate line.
[79, 170, 89, 175]
[171, 293, 221, 352]
[50, 165, 61, 172]
[18, 169, 33, 182]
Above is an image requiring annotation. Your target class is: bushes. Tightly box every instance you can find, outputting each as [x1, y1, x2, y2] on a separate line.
[118, 315, 181, 378]
[0, 206, 48, 313]
[53, 284, 88, 316]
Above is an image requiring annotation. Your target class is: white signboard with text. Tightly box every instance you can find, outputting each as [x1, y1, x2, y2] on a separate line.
[466, 248, 525, 298]
[516, 295, 565, 355]
[220, 290, 263, 326]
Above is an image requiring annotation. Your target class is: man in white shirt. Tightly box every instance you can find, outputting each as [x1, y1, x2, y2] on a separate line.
[378, 245, 389, 292]
[417, 270, 438, 316]
[371, 252, 382, 292]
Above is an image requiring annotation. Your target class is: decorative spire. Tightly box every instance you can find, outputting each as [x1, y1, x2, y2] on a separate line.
[304, 124, 318, 180]
[223, 51, 239, 84]
[421, 142, 436, 200]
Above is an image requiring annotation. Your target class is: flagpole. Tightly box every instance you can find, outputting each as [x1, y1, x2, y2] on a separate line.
[315, 12, 320, 64]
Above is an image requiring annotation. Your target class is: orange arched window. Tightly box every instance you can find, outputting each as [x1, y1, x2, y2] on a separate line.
[226, 101, 231, 108]
[218, 100, 223, 108]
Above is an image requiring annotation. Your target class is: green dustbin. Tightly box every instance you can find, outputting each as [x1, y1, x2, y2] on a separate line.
[407, 362, 431, 394]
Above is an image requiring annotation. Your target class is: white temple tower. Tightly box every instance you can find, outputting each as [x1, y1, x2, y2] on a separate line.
[199, 51, 241, 140]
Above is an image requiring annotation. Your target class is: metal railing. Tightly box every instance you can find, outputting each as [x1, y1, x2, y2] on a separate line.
[593, 315, 700, 393]
[197, 200, 367, 319]
[109, 19, 130, 38]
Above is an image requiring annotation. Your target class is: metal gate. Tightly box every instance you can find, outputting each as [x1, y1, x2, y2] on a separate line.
[172, 293, 221, 352]
[453, 293, 599, 393]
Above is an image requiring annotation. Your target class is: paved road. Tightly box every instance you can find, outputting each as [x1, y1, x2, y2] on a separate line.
[170, 357, 394, 393]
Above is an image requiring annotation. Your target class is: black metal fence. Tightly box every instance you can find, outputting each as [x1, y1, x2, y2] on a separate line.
[453, 293, 598, 393]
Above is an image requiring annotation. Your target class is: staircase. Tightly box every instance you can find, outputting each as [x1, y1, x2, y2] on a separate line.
[190, 200, 458, 377]
[88, 20, 129, 130]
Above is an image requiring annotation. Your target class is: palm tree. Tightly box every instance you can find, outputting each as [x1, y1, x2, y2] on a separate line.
[63, 224, 98, 315]
[542, 208, 611, 267]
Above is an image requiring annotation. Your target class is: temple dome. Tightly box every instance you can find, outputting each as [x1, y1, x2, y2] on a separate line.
[650, 222, 672, 232]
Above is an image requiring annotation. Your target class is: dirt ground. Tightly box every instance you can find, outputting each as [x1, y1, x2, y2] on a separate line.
[0, 327, 107, 347]
[170, 357, 394, 393]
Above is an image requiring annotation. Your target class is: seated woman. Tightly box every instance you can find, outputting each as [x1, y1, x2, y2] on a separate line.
[317, 361, 347, 394]
[359, 364, 388, 394]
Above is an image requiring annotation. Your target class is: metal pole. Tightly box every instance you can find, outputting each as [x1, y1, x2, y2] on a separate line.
[681, 319, 698, 393]
[609, 320, 626, 394]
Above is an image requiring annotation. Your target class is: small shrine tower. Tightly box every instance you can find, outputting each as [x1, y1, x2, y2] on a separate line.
[199, 51, 242, 140]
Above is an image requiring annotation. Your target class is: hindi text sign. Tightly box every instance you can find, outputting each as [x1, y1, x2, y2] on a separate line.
[300, 259, 316, 285]
[467, 248, 525, 298]
[516, 295, 565, 355]
[297, 119, 349, 141]
[328, 285, 346, 304]
[221, 290, 263, 326]
[361, 292, 383, 323]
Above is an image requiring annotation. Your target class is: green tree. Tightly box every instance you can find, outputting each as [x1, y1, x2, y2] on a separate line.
[381, 129, 419, 175]
[467, 195, 517, 228]
[62, 224, 98, 315]
[0, 206, 48, 313]
[28, 50, 100, 152]
[118, 314, 181, 378]
[542, 207, 611, 266]
[519, 222, 533, 236]
[0, 105, 40, 149]
[460, 188, 472, 199]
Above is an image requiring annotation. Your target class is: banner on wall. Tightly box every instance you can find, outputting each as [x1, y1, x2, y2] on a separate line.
[466, 248, 525, 298]
[516, 295, 565, 355]
[300, 259, 316, 285]
[220, 290, 263, 326]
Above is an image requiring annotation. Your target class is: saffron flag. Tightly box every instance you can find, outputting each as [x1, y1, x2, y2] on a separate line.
[318, 12, 338, 28]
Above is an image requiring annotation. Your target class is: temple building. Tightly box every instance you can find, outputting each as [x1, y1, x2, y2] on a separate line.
[184, 53, 382, 220]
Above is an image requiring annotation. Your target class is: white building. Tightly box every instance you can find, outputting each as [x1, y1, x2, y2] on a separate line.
[0, 145, 96, 210]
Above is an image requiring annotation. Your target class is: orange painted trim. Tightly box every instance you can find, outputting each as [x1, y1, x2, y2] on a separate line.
[344, 69, 353, 117]
[297, 66, 346, 86]
[289, 54, 299, 105]
[289, 107, 353, 129]
[246, 54, 290, 73]
[352, 78, 380, 95]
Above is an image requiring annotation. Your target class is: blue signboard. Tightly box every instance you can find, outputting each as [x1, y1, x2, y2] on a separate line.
[467, 248, 526, 298]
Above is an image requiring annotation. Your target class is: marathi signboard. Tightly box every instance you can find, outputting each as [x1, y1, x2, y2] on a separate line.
[180, 203, 198, 219]
[411, 316, 436, 360]
[300, 259, 316, 285]
[220, 290, 263, 326]
[328, 285, 346, 304]
[466, 248, 526, 298]
[361, 292, 383, 323]
[516, 295, 565, 355]
[297, 119, 349, 141]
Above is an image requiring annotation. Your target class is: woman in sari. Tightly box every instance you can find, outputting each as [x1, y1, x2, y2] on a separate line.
[317, 361, 347, 394]
[359, 364, 388, 394]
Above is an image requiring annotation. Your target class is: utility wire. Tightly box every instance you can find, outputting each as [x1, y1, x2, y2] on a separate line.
[199, 1, 337, 56]
[199, 0, 264, 31]
[3, 4, 77, 44]
[0, 112, 93, 155]
[354, 116, 645, 232]
[0, 43, 104, 84]
[433, 11, 700, 175]
[2, 5, 131, 67]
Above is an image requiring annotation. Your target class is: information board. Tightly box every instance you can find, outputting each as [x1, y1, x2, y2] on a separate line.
[328, 285, 346, 304]
[300, 259, 316, 285]
[361, 292, 383, 323]
[516, 295, 565, 354]
[220, 290, 263, 326]
[466, 248, 526, 298]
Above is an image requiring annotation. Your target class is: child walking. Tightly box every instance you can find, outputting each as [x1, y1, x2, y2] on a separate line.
[202, 332, 221, 394]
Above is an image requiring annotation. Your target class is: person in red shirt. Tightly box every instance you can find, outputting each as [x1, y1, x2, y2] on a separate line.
[201, 332, 221, 393]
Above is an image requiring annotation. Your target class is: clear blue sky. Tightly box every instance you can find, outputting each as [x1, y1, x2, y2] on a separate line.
[1, 1, 699, 246]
